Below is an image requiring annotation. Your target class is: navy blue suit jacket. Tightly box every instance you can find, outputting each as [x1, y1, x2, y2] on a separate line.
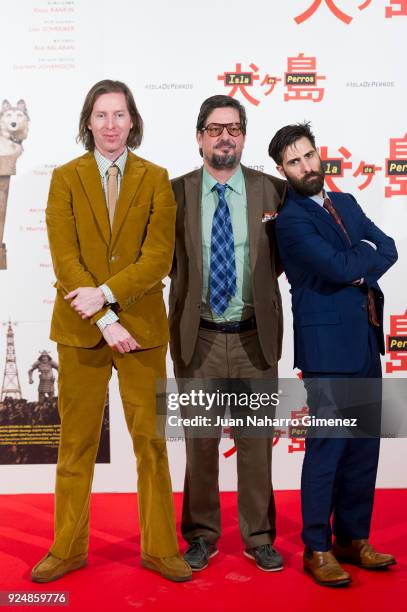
[276, 188, 398, 373]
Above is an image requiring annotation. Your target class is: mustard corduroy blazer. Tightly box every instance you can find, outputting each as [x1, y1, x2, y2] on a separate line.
[46, 151, 176, 349]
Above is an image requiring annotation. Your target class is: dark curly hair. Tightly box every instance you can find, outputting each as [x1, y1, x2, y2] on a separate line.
[268, 122, 316, 165]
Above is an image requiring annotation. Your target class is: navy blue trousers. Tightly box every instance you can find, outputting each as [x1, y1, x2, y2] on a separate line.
[301, 326, 382, 551]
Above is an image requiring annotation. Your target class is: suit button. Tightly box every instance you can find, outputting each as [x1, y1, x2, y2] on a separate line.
[110, 254, 117, 262]
[362, 304, 366, 310]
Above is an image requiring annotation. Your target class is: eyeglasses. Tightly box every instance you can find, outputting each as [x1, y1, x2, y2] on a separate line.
[201, 123, 243, 137]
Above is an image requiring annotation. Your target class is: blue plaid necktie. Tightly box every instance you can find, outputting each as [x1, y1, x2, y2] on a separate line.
[209, 183, 237, 316]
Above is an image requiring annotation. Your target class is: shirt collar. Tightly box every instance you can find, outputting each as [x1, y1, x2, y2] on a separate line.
[310, 187, 327, 207]
[202, 164, 244, 196]
[94, 148, 128, 178]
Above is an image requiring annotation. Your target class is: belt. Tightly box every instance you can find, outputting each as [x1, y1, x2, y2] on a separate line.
[199, 316, 256, 334]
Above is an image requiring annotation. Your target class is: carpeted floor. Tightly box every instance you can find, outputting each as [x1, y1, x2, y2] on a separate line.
[0, 490, 405, 611]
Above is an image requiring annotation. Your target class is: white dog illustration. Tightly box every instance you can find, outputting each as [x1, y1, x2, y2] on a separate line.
[0, 99, 30, 157]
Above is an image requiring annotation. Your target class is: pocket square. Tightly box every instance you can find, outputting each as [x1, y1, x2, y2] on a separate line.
[262, 211, 278, 223]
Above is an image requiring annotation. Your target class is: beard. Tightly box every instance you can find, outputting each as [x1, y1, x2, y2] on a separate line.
[206, 139, 241, 170]
[286, 166, 325, 197]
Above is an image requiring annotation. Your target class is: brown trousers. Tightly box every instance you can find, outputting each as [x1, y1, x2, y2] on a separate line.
[51, 342, 178, 560]
[175, 327, 277, 548]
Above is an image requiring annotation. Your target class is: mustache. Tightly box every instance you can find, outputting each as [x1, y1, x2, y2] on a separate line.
[303, 170, 323, 180]
[214, 139, 236, 150]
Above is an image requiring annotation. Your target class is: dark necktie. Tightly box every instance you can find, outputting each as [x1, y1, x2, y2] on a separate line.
[209, 183, 237, 316]
[323, 195, 379, 327]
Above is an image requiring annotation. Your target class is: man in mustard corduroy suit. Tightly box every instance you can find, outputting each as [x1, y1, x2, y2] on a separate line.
[31, 79, 191, 583]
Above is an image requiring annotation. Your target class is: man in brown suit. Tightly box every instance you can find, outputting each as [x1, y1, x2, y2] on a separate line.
[169, 95, 286, 572]
[31, 80, 191, 583]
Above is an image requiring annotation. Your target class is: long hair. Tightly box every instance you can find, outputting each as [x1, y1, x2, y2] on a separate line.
[77, 79, 143, 150]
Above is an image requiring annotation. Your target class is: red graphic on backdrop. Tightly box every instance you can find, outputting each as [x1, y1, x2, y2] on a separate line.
[260, 74, 282, 97]
[319, 145, 352, 191]
[218, 57, 326, 106]
[222, 426, 236, 458]
[385, 0, 407, 17]
[288, 438, 306, 453]
[385, 133, 407, 197]
[288, 406, 308, 454]
[386, 311, 407, 373]
[294, 0, 371, 24]
[223, 446, 236, 458]
[217, 63, 260, 106]
[284, 54, 326, 102]
[353, 161, 382, 190]
[283, 139, 407, 195]
[289, 373, 307, 453]
[221, 416, 307, 456]
[272, 429, 286, 447]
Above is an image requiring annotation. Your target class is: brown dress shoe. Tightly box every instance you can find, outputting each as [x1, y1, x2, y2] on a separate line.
[303, 547, 351, 587]
[333, 539, 396, 569]
[31, 552, 87, 583]
[141, 553, 192, 582]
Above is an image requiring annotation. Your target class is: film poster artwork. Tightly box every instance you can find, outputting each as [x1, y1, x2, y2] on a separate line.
[0, 99, 30, 270]
[0, 322, 110, 465]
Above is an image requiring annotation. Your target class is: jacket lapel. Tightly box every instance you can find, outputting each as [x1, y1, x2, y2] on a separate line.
[111, 153, 146, 246]
[185, 168, 203, 282]
[291, 189, 349, 247]
[329, 192, 356, 243]
[242, 165, 262, 271]
[76, 153, 111, 245]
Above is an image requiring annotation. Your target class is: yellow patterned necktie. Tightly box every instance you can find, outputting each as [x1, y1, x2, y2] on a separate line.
[107, 165, 119, 228]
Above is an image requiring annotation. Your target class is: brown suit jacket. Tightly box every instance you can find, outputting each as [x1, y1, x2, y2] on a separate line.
[46, 150, 176, 349]
[169, 165, 286, 368]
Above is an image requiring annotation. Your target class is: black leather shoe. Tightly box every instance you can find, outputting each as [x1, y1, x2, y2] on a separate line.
[244, 544, 283, 572]
[183, 537, 218, 571]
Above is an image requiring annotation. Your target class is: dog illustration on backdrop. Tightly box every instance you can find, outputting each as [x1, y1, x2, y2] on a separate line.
[0, 98, 30, 270]
[0, 99, 30, 157]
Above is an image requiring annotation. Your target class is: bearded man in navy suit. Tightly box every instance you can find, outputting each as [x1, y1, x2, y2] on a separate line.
[268, 123, 397, 587]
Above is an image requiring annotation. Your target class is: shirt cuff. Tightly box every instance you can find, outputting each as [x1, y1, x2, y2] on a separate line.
[99, 283, 117, 304]
[96, 309, 119, 331]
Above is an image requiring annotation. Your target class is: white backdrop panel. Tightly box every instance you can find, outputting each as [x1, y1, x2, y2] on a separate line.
[0, 0, 406, 493]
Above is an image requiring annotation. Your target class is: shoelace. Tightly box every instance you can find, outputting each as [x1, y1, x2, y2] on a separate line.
[190, 538, 209, 554]
[256, 544, 276, 555]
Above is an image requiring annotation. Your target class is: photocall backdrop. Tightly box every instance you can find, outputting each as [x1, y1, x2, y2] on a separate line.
[0, 0, 406, 493]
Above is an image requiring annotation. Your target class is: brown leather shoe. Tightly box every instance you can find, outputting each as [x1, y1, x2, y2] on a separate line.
[333, 539, 396, 569]
[31, 552, 87, 583]
[141, 553, 192, 582]
[303, 547, 351, 587]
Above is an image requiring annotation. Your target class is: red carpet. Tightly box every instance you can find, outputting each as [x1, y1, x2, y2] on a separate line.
[0, 491, 405, 611]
